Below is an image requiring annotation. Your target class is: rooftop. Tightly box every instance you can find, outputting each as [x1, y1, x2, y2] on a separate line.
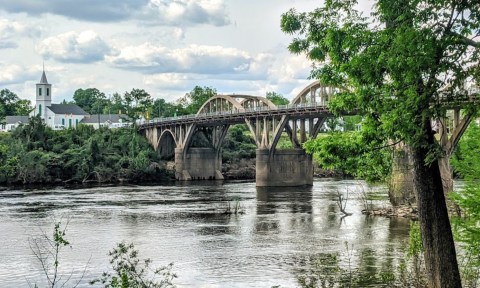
[48, 104, 88, 115]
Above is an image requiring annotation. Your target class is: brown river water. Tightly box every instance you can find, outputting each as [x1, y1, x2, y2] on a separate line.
[0, 179, 410, 287]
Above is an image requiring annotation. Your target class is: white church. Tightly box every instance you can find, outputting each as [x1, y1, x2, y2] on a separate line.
[34, 69, 88, 129]
[1, 70, 129, 131]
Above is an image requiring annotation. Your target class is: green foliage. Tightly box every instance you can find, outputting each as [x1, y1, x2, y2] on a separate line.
[151, 98, 186, 118]
[73, 88, 156, 121]
[281, 0, 480, 157]
[342, 116, 362, 131]
[73, 88, 107, 114]
[0, 117, 171, 185]
[179, 86, 216, 114]
[222, 124, 256, 163]
[0, 89, 33, 121]
[451, 123, 480, 181]
[303, 132, 392, 182]
[450, 184, 480, 266]
[0, 88, 20, 119]
[266, 91, 289, 106]
[407, 222, 423, 259]
[28, 221, 78, 288]
[124, 89, 153, 121]
[110, 92, 128, 115]
[277, 134, 294, 149]
[450, 123, 480, 286]
[90, 242, 176, 288]
[282, 3, 479, 284]
[14, 99, 33, 115]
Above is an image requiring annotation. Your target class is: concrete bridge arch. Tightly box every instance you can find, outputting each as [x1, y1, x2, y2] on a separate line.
[142, 82, 338, 185]
[158, 129, 176, 160]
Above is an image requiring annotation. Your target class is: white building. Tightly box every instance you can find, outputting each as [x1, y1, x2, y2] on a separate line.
[1, 69, 129, 132]
[33, 69, 88, 129]
[1, 116, 30, 132]
[81, 114, 130, 129]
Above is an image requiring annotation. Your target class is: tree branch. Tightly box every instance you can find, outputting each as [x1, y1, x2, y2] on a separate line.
[447, 31, 480, 48]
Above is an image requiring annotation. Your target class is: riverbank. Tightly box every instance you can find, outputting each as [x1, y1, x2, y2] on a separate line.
[362, 205, 418, 219]
[1, 158, 346, 188]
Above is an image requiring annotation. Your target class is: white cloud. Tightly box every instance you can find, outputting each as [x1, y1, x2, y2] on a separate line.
[0, 0, 320, 104]
[0, 19, 41, 49]
[0, 63, 39, 85]
[141, 0, 230, 26]
[109, 43, 251, 74]
[143, 73, 206, 89]
[0, 0, 230, 26]
[0, 0, 145, 22]
[36, 30, 113, 63]
[136, 47, 312, 99]
[268, 53, 311, 82]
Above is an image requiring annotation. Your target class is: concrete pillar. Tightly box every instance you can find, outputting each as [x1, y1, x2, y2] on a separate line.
[175, 147, 224, 180]
[389, 144, 416, 206]
[389, 143, 454, 206]
[256, 148, 313, 187]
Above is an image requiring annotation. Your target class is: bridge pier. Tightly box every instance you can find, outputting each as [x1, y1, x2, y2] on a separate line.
[175, 147, 224, 181]
[256, 148, 313, 187]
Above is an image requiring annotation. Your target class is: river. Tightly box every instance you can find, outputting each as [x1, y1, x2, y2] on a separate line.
[0, 179, 410, 287]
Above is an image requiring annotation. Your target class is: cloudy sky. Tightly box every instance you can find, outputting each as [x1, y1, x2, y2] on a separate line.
[0, 0, 341, 104]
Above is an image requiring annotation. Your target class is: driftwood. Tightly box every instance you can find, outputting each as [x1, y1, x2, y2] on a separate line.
[337, 191, 353, 216]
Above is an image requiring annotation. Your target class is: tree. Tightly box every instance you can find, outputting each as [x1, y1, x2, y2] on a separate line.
[304, 131, 392, 182]
[0, 88, 20, 121]
[28, 221, 87, 288]
[109, 92, 127, 115]
[179, 86, 216, 114]
[73, 88, 107, 114]
[14, 99, 33, 116]
[90, 242, 176, 288]
[0, 89, 33, 119]
[266, 91, 290, 106]
[281, 1, 480, 286]
[151, 98, 185, 118]
[124, 89, 153, 121]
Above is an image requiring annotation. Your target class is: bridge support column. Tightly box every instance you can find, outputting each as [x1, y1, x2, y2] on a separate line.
[175, 147, 224, 181]
[389, 144, 416, 206]
[256, 148, 313, 187]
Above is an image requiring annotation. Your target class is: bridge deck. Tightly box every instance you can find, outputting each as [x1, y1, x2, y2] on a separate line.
[139, 104, 333, 129]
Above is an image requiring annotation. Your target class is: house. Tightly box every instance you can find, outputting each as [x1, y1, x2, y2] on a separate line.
[80, 114, 130, 129]
[0, 116, 30, 132]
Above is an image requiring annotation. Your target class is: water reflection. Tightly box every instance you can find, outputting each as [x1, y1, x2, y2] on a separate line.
[0, 180, 410, 287]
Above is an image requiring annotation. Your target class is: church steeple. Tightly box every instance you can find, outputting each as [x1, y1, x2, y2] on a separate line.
[40, 70, 48, 84]
[35, 66, 52, 119]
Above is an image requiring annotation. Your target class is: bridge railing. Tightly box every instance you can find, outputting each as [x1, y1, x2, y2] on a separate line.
[138, 88, 479, 127]
[138, 102, 327, 126]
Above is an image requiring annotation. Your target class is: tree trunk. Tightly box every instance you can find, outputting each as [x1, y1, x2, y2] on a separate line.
[412, 122, 461, 288]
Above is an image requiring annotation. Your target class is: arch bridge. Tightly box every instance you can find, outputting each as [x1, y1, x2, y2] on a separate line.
[140, 81, 337, 186]
[139, 81, 478, 187]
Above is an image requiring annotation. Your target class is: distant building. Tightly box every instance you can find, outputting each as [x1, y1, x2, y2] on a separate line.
[32, 69, 88, 129]
[81, 114, 130, 129]
[0, 116, 30, 132]
[1, 69, 127, 132]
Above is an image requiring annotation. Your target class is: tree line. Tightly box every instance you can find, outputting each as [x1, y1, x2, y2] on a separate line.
[1, 85, 290, 124]
[0, 82, 292, 186]
[0, 116, 172, 185]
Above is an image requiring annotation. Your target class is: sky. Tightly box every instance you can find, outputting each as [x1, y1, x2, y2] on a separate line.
[0, 0, 334, 104]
